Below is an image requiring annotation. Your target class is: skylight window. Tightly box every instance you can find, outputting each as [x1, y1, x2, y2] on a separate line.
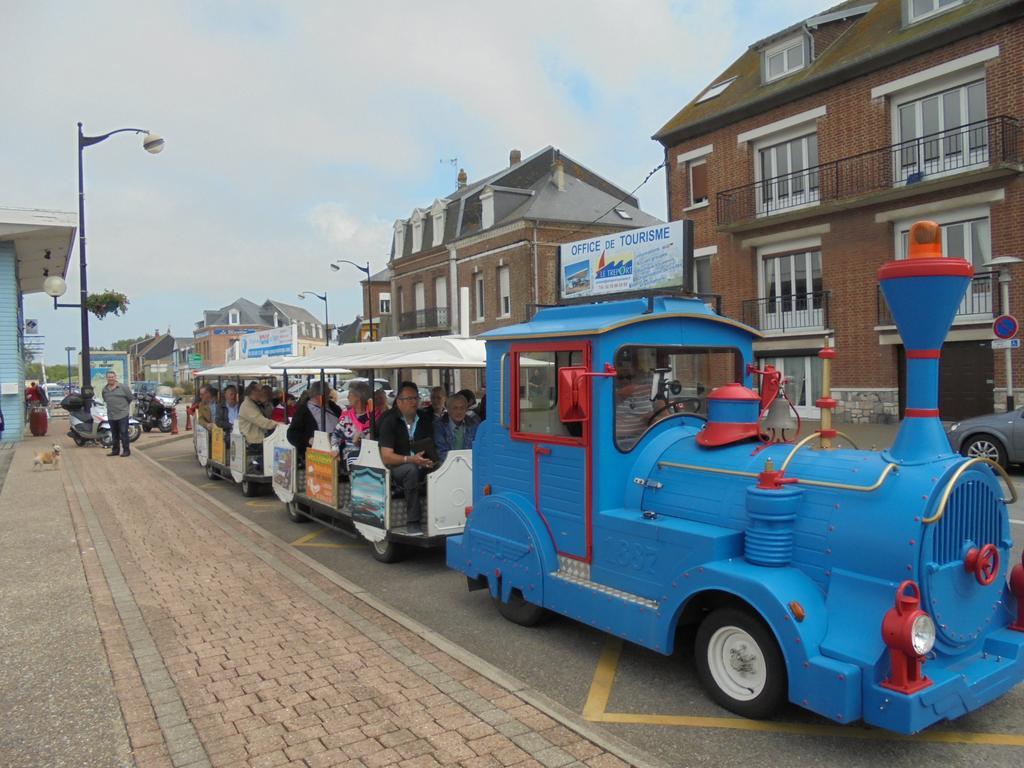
[614, 208, 632, 220]
[697, 77, 737, 103]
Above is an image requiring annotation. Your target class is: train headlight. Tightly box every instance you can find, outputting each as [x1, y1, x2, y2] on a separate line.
[880, 580, 934, 694]
[948, 422, 960, 433]
[910, 614, 936, 655]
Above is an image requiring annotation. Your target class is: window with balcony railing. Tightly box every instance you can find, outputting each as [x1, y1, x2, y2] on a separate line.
[757, 133, 819, 216]
[895, 80, 987, 184]
[750, 250, 826, 333]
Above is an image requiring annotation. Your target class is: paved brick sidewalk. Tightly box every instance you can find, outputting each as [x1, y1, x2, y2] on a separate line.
[52, 435, 648, 768]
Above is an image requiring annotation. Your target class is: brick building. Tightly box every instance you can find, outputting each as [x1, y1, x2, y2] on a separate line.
[193, 298, 326, 367]
[357, 267, 393, 341]
[388, 147, 662, 358]
[654, 0, 1022, 423]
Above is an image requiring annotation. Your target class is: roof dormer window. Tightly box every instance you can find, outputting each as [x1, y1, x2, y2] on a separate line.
[907, 0, 963, 24]
[411, 210, 424, 252]
[228, 309, 240, 325]
[393, 219, 406, 259]
[431, 199, 448, 247]
[763, 36, 808, 83]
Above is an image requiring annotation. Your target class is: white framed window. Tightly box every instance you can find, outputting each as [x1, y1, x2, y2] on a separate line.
[431, 200, 447, 247]
[273, 312, 280, 328]
[481, 188, 495, 230]
[894, 79, 987, 184]
[694, 256, 712, 295]
[411, 211, 424, 252]
[894, 208, 992, 319]
[228, 309, 240, 325]
[907, 0, 962, 24]
[379, 292, 391, 315]
[414, 281, 425, 311]
[763, 37, 807, 83]
[757, 355, 823, 418]
[300, 321, 307, 337]
[756, 132, 819, 215]
[689, 159, 708, 207]
[393, 220, 406, 259]
[435, 275, 448, 309]
[498, 266, 511, 318]
[757, 241, 825, 334]
[474, 273, 485, 321]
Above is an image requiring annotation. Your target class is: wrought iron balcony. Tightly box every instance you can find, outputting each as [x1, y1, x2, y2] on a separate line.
[717, 116, 1022, 228]
[877, 270, 997, 325]
[742, 291, 830, 334]
[398, 306, 450, 333]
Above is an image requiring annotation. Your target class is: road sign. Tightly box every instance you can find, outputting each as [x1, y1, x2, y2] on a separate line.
[25, 319, 39, 334]
[991, 338, 1021, 350]
[188, 353, 202, 368]
[993, 314, 1018, 340]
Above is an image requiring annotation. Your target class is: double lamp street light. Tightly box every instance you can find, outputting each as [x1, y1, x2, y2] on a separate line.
[330, 259, 373, 342]
[44, 122, 165, 406]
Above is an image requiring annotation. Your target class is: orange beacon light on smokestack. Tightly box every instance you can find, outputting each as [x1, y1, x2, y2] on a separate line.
[907, 220, 943, 260]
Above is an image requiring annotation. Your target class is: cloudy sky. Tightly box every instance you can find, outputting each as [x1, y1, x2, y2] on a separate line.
[3, 0, 823, 363]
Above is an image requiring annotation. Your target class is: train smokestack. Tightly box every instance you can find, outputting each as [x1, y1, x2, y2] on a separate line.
[878, 220, 973, 463]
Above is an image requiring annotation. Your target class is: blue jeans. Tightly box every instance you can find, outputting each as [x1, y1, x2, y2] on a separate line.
[110, 417, 130, 455]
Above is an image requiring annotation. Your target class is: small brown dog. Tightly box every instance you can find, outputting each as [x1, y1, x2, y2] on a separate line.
[33, 443, 62, 470]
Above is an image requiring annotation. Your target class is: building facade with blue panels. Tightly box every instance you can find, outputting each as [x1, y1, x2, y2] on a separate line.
[0, 208, 76, 443]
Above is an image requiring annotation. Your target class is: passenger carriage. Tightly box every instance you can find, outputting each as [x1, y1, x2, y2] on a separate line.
[193, 357, 298, 497]
[268, 336, 484, 562]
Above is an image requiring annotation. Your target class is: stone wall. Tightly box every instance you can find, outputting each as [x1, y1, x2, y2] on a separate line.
[833, 388, 899, 424]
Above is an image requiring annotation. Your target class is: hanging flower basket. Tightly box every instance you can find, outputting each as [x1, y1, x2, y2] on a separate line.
[85, 290, 130, 319]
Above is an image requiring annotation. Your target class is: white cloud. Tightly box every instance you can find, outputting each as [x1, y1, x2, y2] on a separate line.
[5, 0, 826, 359]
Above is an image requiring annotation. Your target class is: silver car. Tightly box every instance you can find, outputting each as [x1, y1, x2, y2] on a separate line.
[946, 409, 1024, 468]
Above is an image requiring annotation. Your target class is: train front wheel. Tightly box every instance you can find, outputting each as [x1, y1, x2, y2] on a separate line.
[492, 589, 546, 627]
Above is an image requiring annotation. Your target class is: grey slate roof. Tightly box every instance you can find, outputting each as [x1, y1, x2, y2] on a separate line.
[391, 146, 662, 259]
[201, 297, 320, 328]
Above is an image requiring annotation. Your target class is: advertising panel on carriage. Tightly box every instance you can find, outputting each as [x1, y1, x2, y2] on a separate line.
[272, 444, 294, 491]
[195, 424, 209, 465]
[558, 220, 691, 300]
[351, 465, 388, 530]
[211, 426, 226, 464]
[305, 449, 337, 507]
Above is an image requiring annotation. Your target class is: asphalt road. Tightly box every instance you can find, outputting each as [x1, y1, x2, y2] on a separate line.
[144, 438, 1024, 767]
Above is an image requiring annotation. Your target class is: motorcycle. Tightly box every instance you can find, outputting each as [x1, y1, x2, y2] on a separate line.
[135, 385, 180, 433]
[62, 394, 142, 447]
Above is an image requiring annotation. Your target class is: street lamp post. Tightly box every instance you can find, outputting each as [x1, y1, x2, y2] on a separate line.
[298, 291, 330, 346]
[65, 346, 75, 390]
[330, 260, 372, 342]
[72, 122, 164, 406]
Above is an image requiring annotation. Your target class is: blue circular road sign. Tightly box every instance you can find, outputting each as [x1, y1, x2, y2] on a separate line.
[993, 314, 1018, 340]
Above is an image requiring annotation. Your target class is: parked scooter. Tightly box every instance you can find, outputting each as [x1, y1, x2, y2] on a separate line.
[62, 393, 142, 447]
[135, 385, 180, 433]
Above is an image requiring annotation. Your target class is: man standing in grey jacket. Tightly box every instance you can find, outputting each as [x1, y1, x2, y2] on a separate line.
[102, 370, 134, 457]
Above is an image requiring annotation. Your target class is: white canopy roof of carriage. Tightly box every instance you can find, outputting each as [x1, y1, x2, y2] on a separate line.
[196, 356, 341, 378]
[271, 336, 487, 371]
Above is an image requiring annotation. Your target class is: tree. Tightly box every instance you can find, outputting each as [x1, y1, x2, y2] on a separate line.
[110, 336, 145, 352]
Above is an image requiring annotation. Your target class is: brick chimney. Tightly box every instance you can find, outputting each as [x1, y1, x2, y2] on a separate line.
[457, 168, 467, 188]
[553, 159, 566, 192]
[509, 149, 521, 166]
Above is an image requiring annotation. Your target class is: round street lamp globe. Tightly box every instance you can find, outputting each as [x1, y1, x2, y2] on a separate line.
[43, 275, 68, 298]
[143, 132, 165, 154]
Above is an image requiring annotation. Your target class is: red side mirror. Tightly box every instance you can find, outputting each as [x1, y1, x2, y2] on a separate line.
[558, 366, 589, 422]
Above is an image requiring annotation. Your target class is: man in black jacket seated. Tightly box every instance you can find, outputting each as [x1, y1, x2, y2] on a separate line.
[377, 381, 435, 532]
[287, 382, 341, 467]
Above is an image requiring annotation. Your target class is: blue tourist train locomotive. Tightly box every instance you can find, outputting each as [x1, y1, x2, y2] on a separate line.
[448, 221, 1024, 734]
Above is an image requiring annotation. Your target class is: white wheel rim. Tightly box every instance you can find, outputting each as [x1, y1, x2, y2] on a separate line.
[373, 539, 389, 554]
[707, 625, 767, 702]
[967, 440, 1000, 461]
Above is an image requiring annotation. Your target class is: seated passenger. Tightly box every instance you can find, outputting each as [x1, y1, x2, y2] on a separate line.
[271, 393, 297, 423]
[238, 382, 279, 447]
[614, 367, 654, 450]
[434, 392, 479, 463]
[195, 385, 219, 429]
[331, 381, 372, 469]
[430, 386, 447, 418]
[216, 385, 240, 431]
[369, 388, 389, 439]
[377, 381, 435, 533]
[287, 381, 341, 454]
[260, 385, 276, 419]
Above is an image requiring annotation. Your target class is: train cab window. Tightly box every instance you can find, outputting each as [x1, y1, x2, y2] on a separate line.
[515, 349, 582, 439]
[614, 345, 742, 451]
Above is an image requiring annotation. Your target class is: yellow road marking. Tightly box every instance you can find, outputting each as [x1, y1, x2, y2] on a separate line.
[157, 454, 193, 462]
[245, 500, 279, 509]
[582, 637, 1024, 746]
[582, 637, 622, 720]
[289, 529, 360, 549]
[199, 482, 218, 489]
